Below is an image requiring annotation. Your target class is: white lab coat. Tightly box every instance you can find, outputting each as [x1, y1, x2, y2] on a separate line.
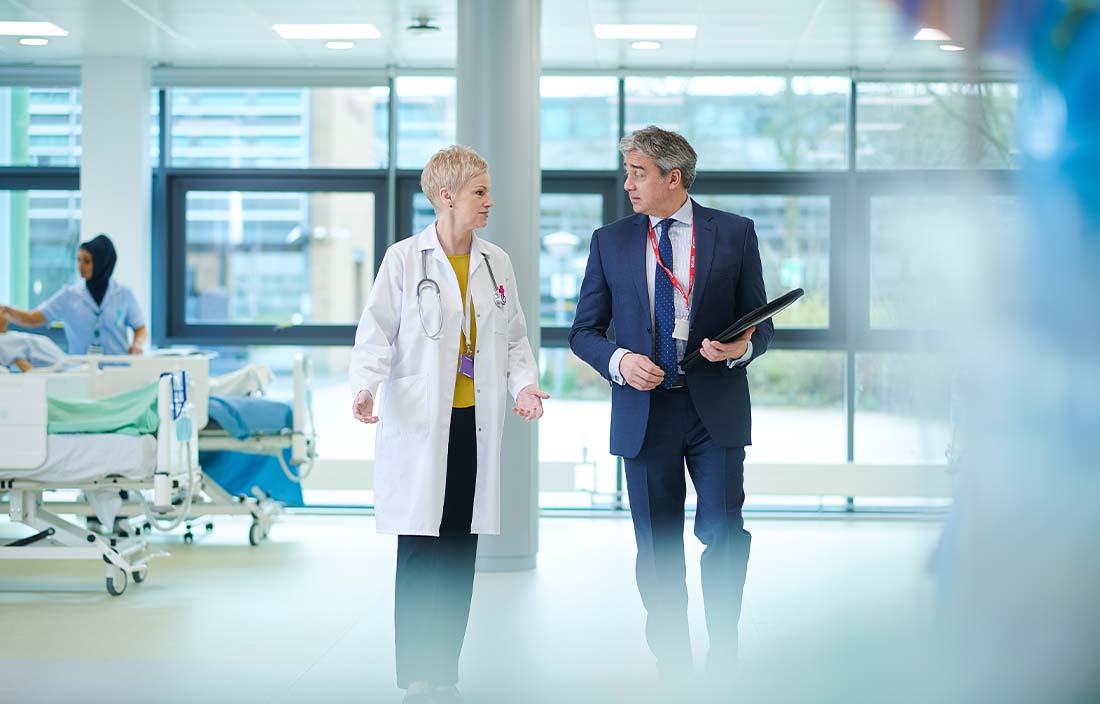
[349, 223, 539, 536]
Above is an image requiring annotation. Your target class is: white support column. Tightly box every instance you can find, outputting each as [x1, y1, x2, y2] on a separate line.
[457, 0, 542, 572]
[80, 58, 152, 336]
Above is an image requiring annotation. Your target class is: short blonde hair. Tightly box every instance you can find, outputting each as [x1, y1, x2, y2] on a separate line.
[420, 145, 489, 210]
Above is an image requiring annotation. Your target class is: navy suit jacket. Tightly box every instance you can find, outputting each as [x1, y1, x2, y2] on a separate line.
[568, 199, 774, 459]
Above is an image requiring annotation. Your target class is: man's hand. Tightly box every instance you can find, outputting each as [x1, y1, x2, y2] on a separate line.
[619, 352, 665, 390]
[127, 345, 144, 355]
[0, 305, 11, 321]
[352, 389, 378, 424]
[513, 385, 550, 421]
[700, 326, 755, 363]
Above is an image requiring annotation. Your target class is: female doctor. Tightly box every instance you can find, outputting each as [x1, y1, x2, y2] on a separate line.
[0, 234, 146, 355]
[350, 145, 548, 703]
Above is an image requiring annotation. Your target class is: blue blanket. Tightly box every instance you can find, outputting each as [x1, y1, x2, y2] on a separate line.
[200, 449, 303, 507]
[207, 395, 292, 440]
[202, 395, 303, 506]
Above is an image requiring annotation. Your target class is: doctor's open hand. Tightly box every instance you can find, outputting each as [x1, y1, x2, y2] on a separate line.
[513, 385, 549, 421]
[352, 389, 379, 424]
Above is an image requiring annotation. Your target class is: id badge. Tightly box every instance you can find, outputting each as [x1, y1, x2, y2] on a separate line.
[672, 318, 690, 341]
[459, 353, 475, 379]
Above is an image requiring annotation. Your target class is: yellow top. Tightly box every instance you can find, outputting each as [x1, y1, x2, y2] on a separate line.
[447, 254, 476, 408]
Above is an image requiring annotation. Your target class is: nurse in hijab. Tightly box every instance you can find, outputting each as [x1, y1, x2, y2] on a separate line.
[0, 234, 147, 355]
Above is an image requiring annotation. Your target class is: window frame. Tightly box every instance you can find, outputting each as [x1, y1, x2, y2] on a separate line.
[161, 168, 388, 346]
[139, 75, 1020, 509]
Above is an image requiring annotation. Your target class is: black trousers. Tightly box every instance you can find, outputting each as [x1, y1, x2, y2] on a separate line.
[394, 405, 479, 688]
[623, 387, 751, 675]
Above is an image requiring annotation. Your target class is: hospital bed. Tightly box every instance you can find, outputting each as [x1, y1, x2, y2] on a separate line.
[0, 370, 197, 596]
[197, 354, 318, 545]
[4, 353, 318, 547]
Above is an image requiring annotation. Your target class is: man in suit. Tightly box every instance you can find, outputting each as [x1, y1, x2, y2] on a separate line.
[569, 125, 773, 683]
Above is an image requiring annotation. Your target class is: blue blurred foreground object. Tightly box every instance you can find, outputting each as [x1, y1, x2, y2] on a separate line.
[891, 2, 1100, 703]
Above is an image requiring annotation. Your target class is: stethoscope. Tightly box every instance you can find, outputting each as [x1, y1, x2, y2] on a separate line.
[417, 249, 506, 340]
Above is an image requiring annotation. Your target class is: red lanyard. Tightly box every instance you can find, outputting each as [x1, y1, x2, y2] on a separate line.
[648, 219, 695, 310]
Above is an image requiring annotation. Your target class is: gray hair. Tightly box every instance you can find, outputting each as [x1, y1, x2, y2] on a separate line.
[618, 125, 697, 190]
[420, 145, 489, 210]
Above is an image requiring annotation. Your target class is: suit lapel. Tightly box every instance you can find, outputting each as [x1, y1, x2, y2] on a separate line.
[690, 200, 716, 323]
[627, 214, 651, 319]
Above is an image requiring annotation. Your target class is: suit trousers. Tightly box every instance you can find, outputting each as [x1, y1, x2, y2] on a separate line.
[394, 406, 479, 688]
[623, 386, 751, 675]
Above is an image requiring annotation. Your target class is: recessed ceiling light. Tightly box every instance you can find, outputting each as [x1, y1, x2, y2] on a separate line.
[631, 41, 662, 51]
[324, 40, 355, 50]
[940, 44, 966, 52]
[19, 37, 48, 46]
[914, 27, 951, 41]
[594, 24, 696, 40]
[273, 23, 380, 40]
[407, 15, 440, 34]
[0, 21, 67, 37]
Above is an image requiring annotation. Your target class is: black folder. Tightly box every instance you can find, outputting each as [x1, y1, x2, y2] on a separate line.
[681, 288, 804, 369]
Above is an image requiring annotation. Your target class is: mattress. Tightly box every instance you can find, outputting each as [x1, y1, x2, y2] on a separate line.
[0, 433, 157, 483]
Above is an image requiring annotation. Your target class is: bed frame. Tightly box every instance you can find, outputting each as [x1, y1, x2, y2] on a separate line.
[6, 353, 317, 547]
[0, 372, 196, 596]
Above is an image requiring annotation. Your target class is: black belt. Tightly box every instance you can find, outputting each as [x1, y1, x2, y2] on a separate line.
[664, 374, 688, 390]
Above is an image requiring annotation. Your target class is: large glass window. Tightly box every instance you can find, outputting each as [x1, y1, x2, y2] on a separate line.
[184, 190, 377, 325]
[869, 193, 1021, 329]
[692, 194, 830, 328]
[411, 192, 434, 235]
[625, 77, 849, 171]
[538, 347, 617, 508]
[396, 77, 455, 169]
[0, 190, 81, 309]
[540, 193, 604, 326]
[0, 87, 81, 167]
[747, 350, 847, 463]
[541, 77, 619, 170]
[856, 82, 1018, 170]
[152, 73, 1023, 512]
[169, 87, 389, 168]
[855, 352, 951, 464]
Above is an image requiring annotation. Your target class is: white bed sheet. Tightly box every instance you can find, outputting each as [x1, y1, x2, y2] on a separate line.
[0, 433, 157, 483]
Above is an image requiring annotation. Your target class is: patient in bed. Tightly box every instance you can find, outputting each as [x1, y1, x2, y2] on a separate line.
[0, 313, 64, 372]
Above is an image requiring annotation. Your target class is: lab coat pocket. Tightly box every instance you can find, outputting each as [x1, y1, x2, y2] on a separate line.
[493, 322, 508, 359]
[381, 373, 429, 437]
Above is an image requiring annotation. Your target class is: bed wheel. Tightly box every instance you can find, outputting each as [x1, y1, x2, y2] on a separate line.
[249, 521, 264, 546]
[132, 567, 147, 584]
[105, 566, 127, 596]
[183, 532, 194, 544]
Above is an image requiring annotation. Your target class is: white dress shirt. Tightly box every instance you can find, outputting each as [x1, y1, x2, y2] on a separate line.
[609, 196, 753, 385]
